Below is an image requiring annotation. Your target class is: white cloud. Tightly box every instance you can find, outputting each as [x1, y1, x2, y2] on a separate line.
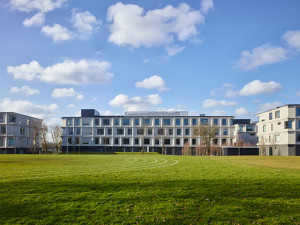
[201, 0, 214, 14]
[234, 44, 288, 70]
[143, 59, 150, 64]
[224, 90, 239, 98]
[203, 99, 237, 108]
[239, 80, 282, 96]
[165, 45, 185, 56]
[212, 110, 226, 116]
[9, 0, 67, 13]
[107, 2, 204, 48]
[0, 98, 59, 121]
[282, 30, 300, 50]
[98, 110, 114, 116]
[91, 97, 98, 102]
[109, 94, 162, 111]
[258, 101, 282, 113]
[41, 24, 74, 42]
[7, 60, 43, 80]
[51, 88, 84, 100]
[67, 104, 75, 108]
[23, 12, 45, 27]
[72, 10, 101, 39]
[235, 107, 250, 116]
[135, 75, 169, 92]
[7, 59, 113, 85]
[10, 86, 40, 95]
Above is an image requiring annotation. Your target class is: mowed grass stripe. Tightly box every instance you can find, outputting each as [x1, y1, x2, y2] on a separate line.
[0, 154, 299, 224]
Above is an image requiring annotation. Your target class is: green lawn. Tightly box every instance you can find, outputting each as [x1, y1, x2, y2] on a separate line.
[0, 154, 299, 224]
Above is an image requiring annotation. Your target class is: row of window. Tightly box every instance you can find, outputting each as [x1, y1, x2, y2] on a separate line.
[0, 114, 32, 125]
[262, 120, 298, 132]
[66, 117, 232, 127]
[236, 124, 255, 132]
[0, 137, 15, 146]
[65, 127, 230, 136]
[67, 137, 230, 146]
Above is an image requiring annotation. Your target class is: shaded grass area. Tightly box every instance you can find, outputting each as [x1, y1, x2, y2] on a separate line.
[0, 155, 299, 224]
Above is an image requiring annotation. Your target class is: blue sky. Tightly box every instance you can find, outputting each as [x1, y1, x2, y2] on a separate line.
[1, 0, 300, 125]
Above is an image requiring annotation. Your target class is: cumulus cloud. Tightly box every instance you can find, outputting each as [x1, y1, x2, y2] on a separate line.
[235, 107, 250, 116]
[203, 99, 237, 108]
[67, 104, 75, 108]
[234, 44, 288, 70]
[212, 110, 226, 116]
[107, 2, 204, 48]
[10, 86, 40, 95]
[135, 75, 169, 92]
[23, 12, 45, 27]
[165, 45, 185, 56]
[0, 98, 59, 121]
[41, 24, 74, 42]
[282, 30, 300, 50]
[7, 59, 113, 85]
[7, 60, 43, 80]
[51, 88, 84, 100]
[201, 0, 214, 14]
[72, 10, 101, 39]
[109, 94, 162, 111]
[9, 0, 67, 13]
[258, 101, 282, 113]
[239, 80, 282, 96]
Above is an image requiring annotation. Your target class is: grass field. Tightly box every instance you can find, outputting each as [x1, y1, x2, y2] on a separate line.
[0, 154, 299, 224]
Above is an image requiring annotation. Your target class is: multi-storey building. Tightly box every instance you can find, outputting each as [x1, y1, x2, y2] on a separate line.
[256, 104, 300, 156]
[61, 109, 235, 154]
[232, 119, 258, 146]
[0, 112, 43, 154]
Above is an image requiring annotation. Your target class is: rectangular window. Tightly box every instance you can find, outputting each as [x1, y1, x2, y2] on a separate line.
[157, 129, 164, 135]
[94, 119, 99, 126]
[76, 128, 81, 135]
[128, 128, 132, 135]
[192, 118, 197, 126]
[8, 138, 15, 146]
[0, 126, 6, 134]
[135, 138, 139, 145]
[68, 128, 73, 135]
[108, 128, 112, 135]
[168, 128, 173, 135]
[67, 119, 73, 126]
[0, 114, 3, 123]
[297, 108, 300, 116]
[185, 128, 190, 135]
[0, 138, 4, 146]
[176, 118, 180, 126]
[97, 128, 104, 135]
[74, 118, 80, 126]
[223, 128, 228, 136]
[201, 119, 208, 125]
[213, 139, 218, 145]
[238, 125, 243, 131]
[155, 138, 159, 145]
[184, 139, 189, 144]
[192, 139, 196, 145]
[137, 128, 144, 135]
[271, 124, 273, 131]
[114, 118, 119, 126]
[155, 118, 160, 126]
[102, 138, 110, 145]
[222, 139, 227, 145]
[285, 121, 292, 129]
[123, 138, 130, 145]
[213, 118, 218, 126]
[246, 125, 253, 131]
[68, 138, 72, 145]
[176, 128, 181, 135]
[9, 115, 16, 123]
[144, 138, 150, 145]
[215, 129, 220, 136]
[176, 138, 180, 145]
[135, 119, 140, 126]
[275, 110, 280, 119]
[147, 128, 152, 135]
[164, 139, 170, 145]
[117, 128, 124, 135]
[230, 119, 233, 126]
[184, 118, 189, 126]
[263, 125, 266, 132]
[297, 133, 300, 142]
[143, 119, 150, 126]
[222, 119, 227, 126]
[269, 112, 273, 120]
[114, 138, 119, 145]
[275, 134, 280, 143]
[95, 137, 99, 145]
[103, 119, 110, 126]
[20, 127, 25, 135]
[123, 118, 130, 126]
[298, 121, 300, 129]
[163, 119, 171, 126]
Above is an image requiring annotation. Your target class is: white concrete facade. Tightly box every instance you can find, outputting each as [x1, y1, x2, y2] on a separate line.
[256, 104, 300, 156]
[233, 122, 258, 146]
[0, 112, 43, 154]
[61, 109, 235, 153]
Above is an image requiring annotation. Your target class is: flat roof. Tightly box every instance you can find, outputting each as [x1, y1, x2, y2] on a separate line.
[256, 104, 300, 115]
[0, 112, 43, 120]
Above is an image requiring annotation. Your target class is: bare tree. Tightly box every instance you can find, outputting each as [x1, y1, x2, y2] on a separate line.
[51, 125, 62, 153]
[40, 122, 48, 153]
[182, 141, 191, 156]
[195, 126, 217, 156]
[258, 135, 266, 155]
[29, 120, 42, 154]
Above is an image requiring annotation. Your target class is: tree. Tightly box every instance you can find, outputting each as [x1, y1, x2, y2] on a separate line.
[258, 135, 266, 155]
[40, 122, 48, 153]
[29, 120, 42, 154]
[182, 141, 191, 156]
[194, 125, 218, 156]
[51, 125, 62, 153]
